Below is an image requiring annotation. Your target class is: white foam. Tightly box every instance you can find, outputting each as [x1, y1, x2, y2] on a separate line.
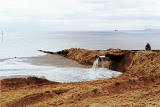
[92, 57, 99, 70]
[0, 58, 122, 82]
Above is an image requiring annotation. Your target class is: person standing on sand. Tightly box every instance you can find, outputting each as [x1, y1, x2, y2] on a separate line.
[145, 43, 151, 50]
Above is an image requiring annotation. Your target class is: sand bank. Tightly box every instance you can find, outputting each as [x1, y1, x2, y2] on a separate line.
[1, 48, 160, 106]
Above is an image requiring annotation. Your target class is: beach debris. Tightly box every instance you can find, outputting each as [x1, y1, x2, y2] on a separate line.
[145, 43, 151, 50]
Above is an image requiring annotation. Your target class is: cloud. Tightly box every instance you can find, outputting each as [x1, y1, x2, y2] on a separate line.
[0, 0, 160, 31]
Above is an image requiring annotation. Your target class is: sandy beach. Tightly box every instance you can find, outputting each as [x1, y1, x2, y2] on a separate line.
[1, 48, 160, 107]
[1, 0, 160, 106]
[0, 54, 86, 80]
[21, 54, 87, 68]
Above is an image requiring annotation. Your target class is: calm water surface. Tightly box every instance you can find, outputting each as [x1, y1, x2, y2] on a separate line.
[1, 30, 160, 58]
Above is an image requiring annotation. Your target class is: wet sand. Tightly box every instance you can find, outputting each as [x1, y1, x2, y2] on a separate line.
[21, 54, 87, 68]
[1, 48, 160, 107]
[0, 54, 87, 80]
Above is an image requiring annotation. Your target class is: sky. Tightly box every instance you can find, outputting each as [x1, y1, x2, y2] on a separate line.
[0, 0, 160, 31]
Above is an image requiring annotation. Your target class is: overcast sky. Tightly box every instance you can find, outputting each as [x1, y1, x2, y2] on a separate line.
[0, 0, 160, 31]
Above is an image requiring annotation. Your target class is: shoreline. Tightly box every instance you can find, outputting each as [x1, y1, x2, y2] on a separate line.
[21, 54, 87, 68]
[1, 53, 121, 82]
[1, 48, 160, 106]
[0, 54, 88, 80]
[0, 54, 87, 68]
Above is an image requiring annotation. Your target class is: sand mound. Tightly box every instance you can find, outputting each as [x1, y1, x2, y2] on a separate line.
[57, 48, 134, 72]
[1, 76, 58, 90]
[1, 49, 160, 107]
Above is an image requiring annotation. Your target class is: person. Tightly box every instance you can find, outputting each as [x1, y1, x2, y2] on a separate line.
[145, 43, 151, 50]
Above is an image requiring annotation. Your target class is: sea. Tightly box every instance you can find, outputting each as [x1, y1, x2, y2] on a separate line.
[0, 30, 160, 82]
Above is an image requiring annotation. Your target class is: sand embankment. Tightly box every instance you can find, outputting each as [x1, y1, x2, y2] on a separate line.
[1, 48, 160, 107]
[56, 48, 134, 72]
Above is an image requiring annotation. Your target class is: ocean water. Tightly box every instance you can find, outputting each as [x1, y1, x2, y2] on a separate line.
[0, 30, 160, 82]
[1, 30, 160, 58]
